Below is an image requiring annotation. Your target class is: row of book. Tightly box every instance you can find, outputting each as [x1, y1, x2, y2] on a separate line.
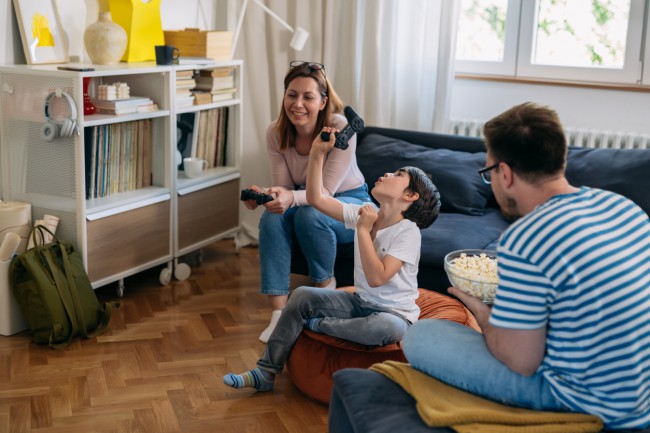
[84, 120, 153, 199]
[180, 107, 229, 168]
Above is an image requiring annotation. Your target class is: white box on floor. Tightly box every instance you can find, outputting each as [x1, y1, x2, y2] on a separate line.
[0, 259, 28, 336]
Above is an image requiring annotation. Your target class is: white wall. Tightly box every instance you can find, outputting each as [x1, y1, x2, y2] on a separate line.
[0, 0, 225, 66]
[450, 78, 650, 134]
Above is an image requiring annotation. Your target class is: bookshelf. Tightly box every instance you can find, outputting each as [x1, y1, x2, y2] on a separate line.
[0, 60, 243, 294]
[171, 61, 242, 279]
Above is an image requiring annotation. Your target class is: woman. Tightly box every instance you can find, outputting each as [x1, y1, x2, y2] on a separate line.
[243, 61, 371, 343]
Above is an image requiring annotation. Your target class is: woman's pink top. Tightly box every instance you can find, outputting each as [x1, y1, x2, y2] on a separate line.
[266, 113, 367, 206]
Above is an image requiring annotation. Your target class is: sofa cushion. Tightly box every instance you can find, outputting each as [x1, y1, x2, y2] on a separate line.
[330, 368, 455, 433]
[419, 209, 510, 270]
[566, 147, 650, 215]
[357, 134, 493, 215]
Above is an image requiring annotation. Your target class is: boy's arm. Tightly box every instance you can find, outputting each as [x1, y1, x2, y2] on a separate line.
[356, 206, 405, 287]
[306, 128, 344, 221]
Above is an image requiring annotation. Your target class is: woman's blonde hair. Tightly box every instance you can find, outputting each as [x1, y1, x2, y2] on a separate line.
[274, 64, 344, 151]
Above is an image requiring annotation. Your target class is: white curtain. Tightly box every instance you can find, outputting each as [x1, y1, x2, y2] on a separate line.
[234, 0, 459, 245]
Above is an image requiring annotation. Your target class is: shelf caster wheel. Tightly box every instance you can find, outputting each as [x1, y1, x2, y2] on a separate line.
[116, 280, 125, 298]
[174, 262, 191, 281]
[159, 267, 172, 286]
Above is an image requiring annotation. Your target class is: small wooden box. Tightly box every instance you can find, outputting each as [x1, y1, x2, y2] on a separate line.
[164, 28, 233, 60]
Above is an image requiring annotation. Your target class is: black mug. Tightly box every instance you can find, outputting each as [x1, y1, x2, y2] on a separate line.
[155, 45, 180, 65]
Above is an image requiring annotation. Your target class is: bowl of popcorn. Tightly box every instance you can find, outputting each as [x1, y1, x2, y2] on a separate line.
[444, 249, 498, 303]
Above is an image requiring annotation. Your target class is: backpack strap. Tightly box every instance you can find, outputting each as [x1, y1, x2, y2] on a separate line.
[59, 244, 115, 338]
[42, 245, 78, 349]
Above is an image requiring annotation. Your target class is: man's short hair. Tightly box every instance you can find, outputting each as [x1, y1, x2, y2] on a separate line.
[400, 166, 441, 229]
[483, 102, 567, 183]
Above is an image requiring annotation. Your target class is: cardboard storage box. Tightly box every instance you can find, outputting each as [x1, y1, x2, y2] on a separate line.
[164, 28, 233, 60]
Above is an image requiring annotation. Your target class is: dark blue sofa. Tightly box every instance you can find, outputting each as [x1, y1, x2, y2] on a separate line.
[292, 126, 650, 294]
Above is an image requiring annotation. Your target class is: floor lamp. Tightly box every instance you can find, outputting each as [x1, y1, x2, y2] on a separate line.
[231, 0, 309, 58]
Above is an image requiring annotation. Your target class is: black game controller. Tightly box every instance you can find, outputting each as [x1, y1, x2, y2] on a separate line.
[240, 188, 274, 205]
[320, 106, 365, 150]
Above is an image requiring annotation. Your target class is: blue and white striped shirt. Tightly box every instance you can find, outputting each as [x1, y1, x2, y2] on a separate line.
[490, 187, 650, 429]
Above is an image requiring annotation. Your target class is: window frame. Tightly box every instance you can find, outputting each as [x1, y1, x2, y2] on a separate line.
[454, 0, 521, 76]
[455, 0, 649, 86]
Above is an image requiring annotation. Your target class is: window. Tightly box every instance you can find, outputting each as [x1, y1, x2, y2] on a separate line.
[455, 0, 648, 85]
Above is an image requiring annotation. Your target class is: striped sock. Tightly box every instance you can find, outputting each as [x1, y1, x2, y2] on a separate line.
[223, 368, 275, 391]
[306, 317, 322, 332]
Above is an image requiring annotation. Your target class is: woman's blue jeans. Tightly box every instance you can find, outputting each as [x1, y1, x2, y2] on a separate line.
[257, 286, 411, 374]
[402, 319, 568, 412]
[258, 184, 372, 295]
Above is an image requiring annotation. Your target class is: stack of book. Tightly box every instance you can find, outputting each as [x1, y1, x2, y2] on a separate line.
[175, 70, 197, 109]
[193, 67, 236, 103]
[91, 96, 157, 115]
[84, 119, 153, 199]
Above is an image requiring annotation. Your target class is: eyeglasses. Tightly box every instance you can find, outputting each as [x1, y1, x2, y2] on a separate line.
[290, 60, 326, 77]
[478, 162, 499, 185]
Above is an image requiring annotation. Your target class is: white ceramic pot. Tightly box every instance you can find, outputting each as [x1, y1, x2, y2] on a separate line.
[83, 12, 127, 65]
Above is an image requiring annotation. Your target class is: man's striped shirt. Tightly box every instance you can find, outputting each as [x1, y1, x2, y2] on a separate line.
[490, 187, 650, 429]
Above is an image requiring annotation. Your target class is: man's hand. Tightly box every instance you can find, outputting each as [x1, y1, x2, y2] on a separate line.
[356, 204, 378, 232]
[265, 186, 293, 214]
[448, 286, 492, 328]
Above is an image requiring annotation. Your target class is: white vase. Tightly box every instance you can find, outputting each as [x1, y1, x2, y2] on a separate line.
[83, 12, 127, 65]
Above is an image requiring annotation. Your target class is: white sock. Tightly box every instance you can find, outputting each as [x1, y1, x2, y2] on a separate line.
[322, 277, 337, 290]
[259, 309, 283, 343]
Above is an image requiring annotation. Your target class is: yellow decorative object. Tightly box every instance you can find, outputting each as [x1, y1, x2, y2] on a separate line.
[108, 0, 164, 62]
[31, 13, 55, 46]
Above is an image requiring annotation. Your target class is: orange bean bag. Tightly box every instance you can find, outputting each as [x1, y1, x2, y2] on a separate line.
[286, 288, 480, 405]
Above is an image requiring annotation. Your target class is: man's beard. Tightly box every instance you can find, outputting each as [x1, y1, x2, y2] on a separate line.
[501, 196, 522, 221]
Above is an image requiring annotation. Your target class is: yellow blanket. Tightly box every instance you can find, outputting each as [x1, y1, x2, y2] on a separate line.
[370, 361, 603, 433]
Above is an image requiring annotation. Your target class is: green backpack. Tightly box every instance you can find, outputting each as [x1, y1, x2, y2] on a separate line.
[10, 226, 117, 348]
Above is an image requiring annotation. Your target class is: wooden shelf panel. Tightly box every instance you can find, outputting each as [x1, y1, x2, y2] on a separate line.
[87, 200, 171, 282]
[178, 180, 239, 250]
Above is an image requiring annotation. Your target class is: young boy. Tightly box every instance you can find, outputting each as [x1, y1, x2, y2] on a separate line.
[223, 126, 441, 391]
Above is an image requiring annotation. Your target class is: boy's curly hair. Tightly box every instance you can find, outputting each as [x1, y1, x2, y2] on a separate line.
[400, 167, 441, 229]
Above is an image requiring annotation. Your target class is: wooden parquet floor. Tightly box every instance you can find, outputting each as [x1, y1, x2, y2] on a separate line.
[0, 240, 329, 433]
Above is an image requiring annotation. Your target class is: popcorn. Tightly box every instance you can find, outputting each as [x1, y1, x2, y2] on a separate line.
[445, 251, 498, 302]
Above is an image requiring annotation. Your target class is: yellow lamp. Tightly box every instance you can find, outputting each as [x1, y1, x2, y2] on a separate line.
[108, 0, 164, 62]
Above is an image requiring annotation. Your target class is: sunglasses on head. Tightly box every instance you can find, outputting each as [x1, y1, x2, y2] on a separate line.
[290, 60, 326, 78]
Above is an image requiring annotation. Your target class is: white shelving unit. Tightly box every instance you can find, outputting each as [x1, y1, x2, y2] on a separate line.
[0, 60, 243, 295]
[170, 60, 242, 280]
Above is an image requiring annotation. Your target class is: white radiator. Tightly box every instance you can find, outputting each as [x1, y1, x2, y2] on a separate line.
[449, 118, 650, 150]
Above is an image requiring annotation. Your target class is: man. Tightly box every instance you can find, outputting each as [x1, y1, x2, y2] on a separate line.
[402, 102, 650, 430]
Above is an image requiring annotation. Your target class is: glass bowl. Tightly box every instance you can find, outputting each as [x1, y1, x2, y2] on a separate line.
[444, 249, 498, 303]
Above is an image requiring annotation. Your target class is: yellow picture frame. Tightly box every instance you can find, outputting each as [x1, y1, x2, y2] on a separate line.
[13, 0, 69, 64]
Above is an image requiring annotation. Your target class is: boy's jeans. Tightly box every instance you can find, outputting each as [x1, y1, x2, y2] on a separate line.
[257, 286, 410, 374]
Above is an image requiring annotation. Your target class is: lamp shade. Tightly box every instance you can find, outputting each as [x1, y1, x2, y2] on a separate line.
[290, 26, 309, 51]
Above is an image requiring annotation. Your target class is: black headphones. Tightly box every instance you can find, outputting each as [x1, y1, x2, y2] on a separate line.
[41, 90, 78, 142]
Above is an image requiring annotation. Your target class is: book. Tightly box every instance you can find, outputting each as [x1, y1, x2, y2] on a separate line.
[96, 106, 139, 115]
[211, 88, 236, 102]
[177, 56, 215, 65]
[192, 91, 212, 105]
[199, 67, 235, 78]
[136, 103, 159, 113]
[176, 70, 195, 78]
[194, 75, 235, 91]
[90, 96, 154, 109]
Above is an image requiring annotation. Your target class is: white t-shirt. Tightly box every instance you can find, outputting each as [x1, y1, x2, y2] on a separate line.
[342, 203, 421, 323]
